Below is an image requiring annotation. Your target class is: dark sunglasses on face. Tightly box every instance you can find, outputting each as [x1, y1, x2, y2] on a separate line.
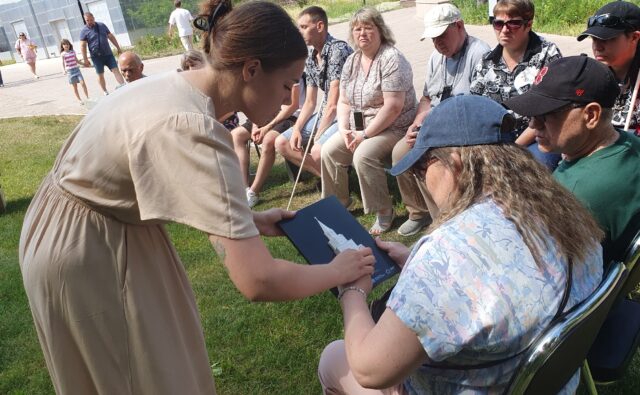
[492, 19, 528, 31]
[588, 13, 633, 30]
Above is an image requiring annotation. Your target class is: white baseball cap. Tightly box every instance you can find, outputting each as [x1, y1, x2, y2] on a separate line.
[420, 3, 462, 41]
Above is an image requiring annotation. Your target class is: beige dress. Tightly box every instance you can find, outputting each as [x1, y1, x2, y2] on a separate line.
[19, 71, 258, 394]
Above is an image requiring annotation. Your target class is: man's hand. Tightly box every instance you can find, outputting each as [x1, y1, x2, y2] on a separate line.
[253, 208, 296, 236]
[289, 130, 303, 151]
[252, 125, 270, 145]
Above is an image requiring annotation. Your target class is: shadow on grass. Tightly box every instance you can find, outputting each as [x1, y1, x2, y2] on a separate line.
[3, 196, 32, 215]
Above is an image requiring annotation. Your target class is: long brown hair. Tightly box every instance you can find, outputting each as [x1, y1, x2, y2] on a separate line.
[422, 144, 603, 266]
[198, 0, 307, 72]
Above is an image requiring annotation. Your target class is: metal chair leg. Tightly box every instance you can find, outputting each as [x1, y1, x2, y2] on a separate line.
[581, 360, 598, 395]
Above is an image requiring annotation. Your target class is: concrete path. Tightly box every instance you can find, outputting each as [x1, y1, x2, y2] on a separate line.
[0, 5, 591, 119]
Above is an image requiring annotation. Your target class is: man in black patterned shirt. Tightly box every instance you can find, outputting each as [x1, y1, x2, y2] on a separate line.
[275, 6, 353, 177]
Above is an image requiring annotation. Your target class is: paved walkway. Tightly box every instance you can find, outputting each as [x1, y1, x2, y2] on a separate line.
[0, 5, 591, 119]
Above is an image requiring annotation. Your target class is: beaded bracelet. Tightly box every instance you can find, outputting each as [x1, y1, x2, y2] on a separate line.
[338, 286, 367, 301]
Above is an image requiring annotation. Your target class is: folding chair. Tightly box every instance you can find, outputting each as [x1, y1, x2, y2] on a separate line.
[586, 229, 640, 384]
[504, 262, 628, 395]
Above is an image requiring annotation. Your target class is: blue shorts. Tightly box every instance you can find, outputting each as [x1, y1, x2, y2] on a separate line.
[67, 67, 84, 84]
[280, 112, 339, 146]
[91, 53, 118, 74]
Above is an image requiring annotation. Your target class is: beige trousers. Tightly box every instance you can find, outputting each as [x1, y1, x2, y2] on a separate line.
[318, 340, 407, 395]
[391, 139, 439, 220]
[321, 129, 402, 214]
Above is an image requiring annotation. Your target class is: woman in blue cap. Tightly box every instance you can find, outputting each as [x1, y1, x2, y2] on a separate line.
[318, 95, 604, 394]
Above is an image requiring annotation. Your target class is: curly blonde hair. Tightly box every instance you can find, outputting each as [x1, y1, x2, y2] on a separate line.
[422, 144, 603, 266]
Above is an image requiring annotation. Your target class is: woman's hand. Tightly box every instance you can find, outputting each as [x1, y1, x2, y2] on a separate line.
[405, 126, 419, 148]
[340, 129, 355, 149]
[331, 247, 375, 285]
[338, 273, 374, 296]
[347, 131, 365, 152]
[253, 208, 296, 236]
[375, 238, 410, 269]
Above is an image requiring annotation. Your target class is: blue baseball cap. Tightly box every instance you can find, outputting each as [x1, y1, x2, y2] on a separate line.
[390, 95, 517, 176]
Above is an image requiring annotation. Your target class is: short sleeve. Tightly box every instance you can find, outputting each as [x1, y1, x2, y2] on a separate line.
[340, 53, 355, 91]
[380, 49, 413, 92]
[14, 40, 19, 50]
[327, 41, 352, 83]
[469, 62, 486, 96]
[168, 13, 175, 24]
[128, 112, 258, 239]
[388, 233, 477, 362]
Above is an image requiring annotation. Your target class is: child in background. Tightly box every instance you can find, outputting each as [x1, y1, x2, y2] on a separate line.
[60, 39, 89, 104]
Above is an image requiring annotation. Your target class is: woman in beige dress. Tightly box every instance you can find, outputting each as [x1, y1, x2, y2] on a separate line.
[18, 1, 375, 394]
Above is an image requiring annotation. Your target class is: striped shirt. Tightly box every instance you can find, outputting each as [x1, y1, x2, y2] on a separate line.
[63, 50, 78, 69]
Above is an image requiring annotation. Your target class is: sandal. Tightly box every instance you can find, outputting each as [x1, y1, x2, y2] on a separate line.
[369, 212, 395, 235]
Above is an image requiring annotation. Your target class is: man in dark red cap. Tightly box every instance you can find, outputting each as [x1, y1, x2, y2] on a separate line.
[579, 1, 640, 133]
[506, 55, 640, 265]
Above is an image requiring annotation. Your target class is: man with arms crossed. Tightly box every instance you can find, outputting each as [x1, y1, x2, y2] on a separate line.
[275, 6, 353, 177]
[507, 56, 640, 265]
[80, 12, 125, 95]
[392, 3, 490, 236]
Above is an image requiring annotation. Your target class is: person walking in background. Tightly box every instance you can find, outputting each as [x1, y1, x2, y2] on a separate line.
[321, 7, 417, 235]
[18, 1, 374, 393]
[169, 0, 195, 51]
[392, 3, 490, 236]
[60, 39, 89, 104]
[470, 0, 563, 170]
[578, 1, 640, 135]
[80, 12, 125, 95]
[118, 51, 146, 83]
[15, 32, 38, 79]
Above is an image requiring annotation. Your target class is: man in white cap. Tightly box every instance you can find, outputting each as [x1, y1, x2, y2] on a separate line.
[392, 3, 490, 236]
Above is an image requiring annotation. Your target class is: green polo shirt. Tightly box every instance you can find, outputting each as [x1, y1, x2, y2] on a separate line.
[554, 130, 640, 264]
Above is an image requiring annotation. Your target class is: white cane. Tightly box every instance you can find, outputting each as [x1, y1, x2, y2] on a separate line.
[286, 106, 324, 211]
[624, 74, 640, 131]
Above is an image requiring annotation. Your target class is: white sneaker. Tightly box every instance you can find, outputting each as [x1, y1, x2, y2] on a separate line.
[246, 188, 259, 208]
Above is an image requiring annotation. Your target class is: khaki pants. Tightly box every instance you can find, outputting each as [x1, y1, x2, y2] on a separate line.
[391, 139, 438, 220]
[321, 129, 402, 214]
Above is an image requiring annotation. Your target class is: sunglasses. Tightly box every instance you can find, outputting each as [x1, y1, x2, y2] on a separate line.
[410, 156, 439, 182]
[534, 103, 585, 123]
[193, 1, 227, 32]
[588, 13, 633, 30]
[492, 19, 529, 31]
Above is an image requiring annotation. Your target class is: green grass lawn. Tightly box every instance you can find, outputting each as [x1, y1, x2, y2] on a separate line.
[2, 115, 640, 394]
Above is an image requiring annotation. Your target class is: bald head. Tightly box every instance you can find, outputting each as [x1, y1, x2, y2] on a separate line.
[118, 51, 144, 83]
